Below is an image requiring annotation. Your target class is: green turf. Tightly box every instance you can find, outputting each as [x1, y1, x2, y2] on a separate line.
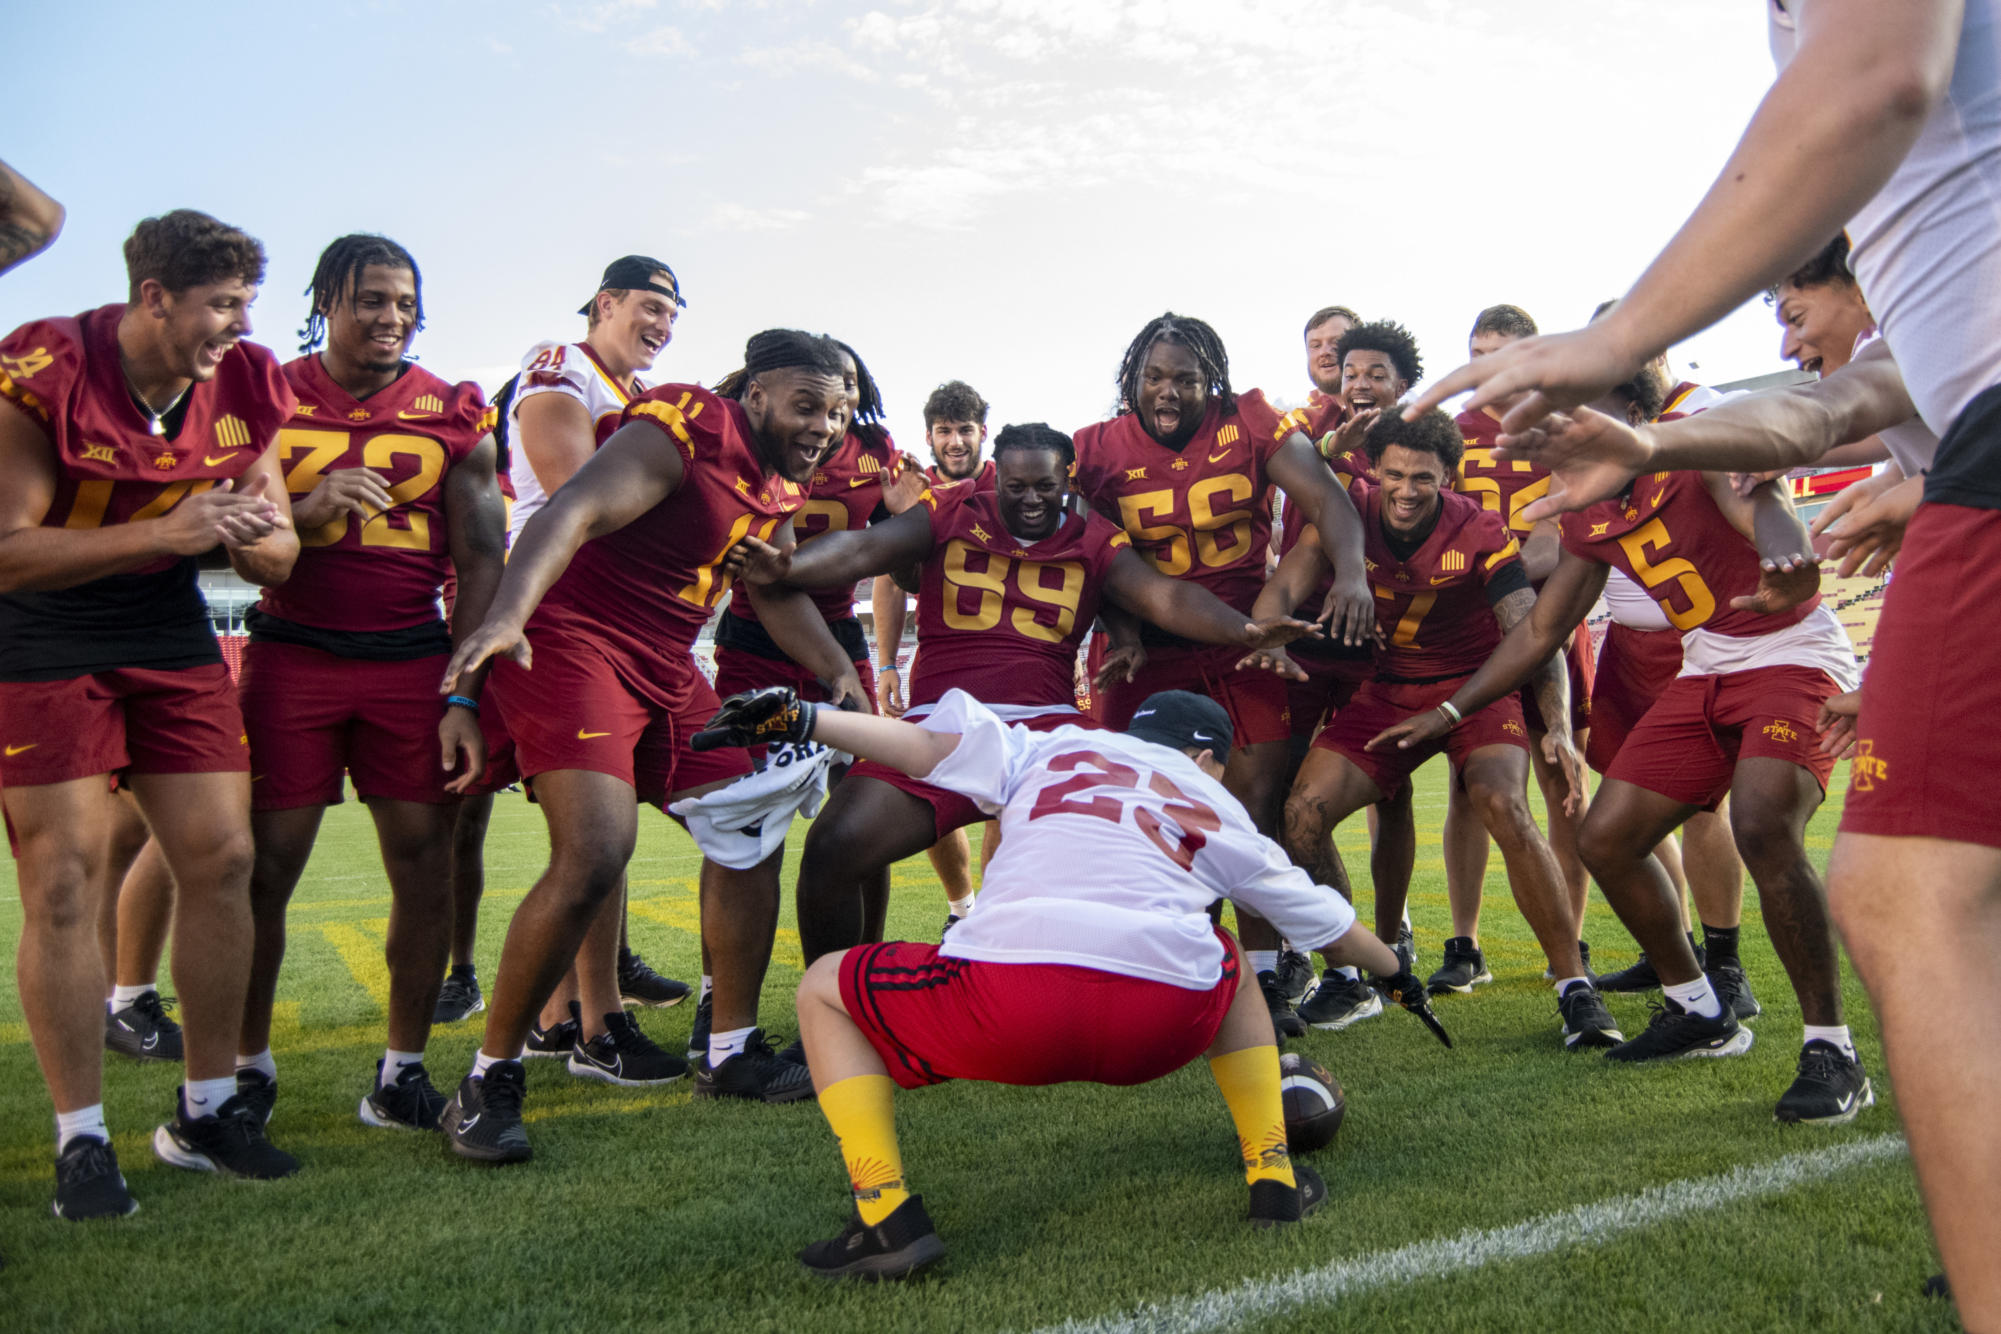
[0, 769, 1948, 1332]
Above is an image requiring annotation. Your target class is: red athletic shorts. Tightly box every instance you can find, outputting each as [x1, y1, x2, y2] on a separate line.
[848, 708, 1094, 840]
[239, 642, 458, 810]
[486, 627, 749, 806]
[839, 927, 1242, 1090]
[1586, 623, 1685, 774]
[1095, 642, 1291, 747]
[466, 700, 520, 795]
[1520, 624, 1596, 738]
[0, 662, 247, 789]
[1607, 664, 1841, 811]
[1285, 652, 1372, 741]
[1843, 504, 2001, 846]
[1312, 677, 1528, 799]
[710, 645, 875, 705]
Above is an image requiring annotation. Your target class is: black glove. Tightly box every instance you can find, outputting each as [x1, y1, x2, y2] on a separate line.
[1371, 969, 1454, 1049]
[691, 686, 818, 752]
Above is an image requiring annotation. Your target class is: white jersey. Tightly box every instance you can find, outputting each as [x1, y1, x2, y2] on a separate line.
[506, 340, 645, 543]
[1773, 0, 2001, 438]
[917, 691, 1356, 989]
[1849, 331, 1941, 476]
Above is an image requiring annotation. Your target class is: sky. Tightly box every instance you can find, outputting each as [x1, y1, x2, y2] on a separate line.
[6, 0, 1790, 447]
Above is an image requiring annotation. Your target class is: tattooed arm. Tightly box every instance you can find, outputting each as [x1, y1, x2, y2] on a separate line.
[1495, 586, 1567, 749]
[0, 160, 64, 277]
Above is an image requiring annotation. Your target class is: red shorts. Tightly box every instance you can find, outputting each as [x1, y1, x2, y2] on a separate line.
[1586, 623, 1684, 774]
[1096, 642, 1291, 747]
[839, 928, 1242, 1090]
[848, 709, 1093, 840]
[1313, 677, 1528, 799]
[0, 662, 247, 788]
[1520, 624, 1596, 738]
[1843, 504, 2001, 846]
[710, 645, 875, 706]
[486, 627, 749, 806]
[239, 642, 458, 810]
[1607, 665, 1841, 811]
[1285, 652, 1371, 741]
[467, 701, 520, 795]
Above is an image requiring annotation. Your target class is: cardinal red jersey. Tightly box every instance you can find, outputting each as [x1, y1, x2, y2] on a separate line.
[1456, 406, 1552, 542]
[255, 357, 492, 637]
[0, 305, 294, 681]
[922, 457, 995, 493]
[1559, 471, 1819, 639]
[529, 385, 805, 684]
[1358, 483, 1524, 680]
[726, 426, 898, 627]
[906, 485, 1130, 711]
[1071, 389, 1290, 619]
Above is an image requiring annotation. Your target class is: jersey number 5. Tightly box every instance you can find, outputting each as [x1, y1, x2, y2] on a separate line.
[1028, 750, 1223, 870]
[1615, 517, 1716, 630]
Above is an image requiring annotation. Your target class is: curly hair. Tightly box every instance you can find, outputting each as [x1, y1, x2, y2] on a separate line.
[1115, 312, 1235, 418]
[1470, 303, 1537, 341]
[923, 380, 989, 428]
[1607, 364, 1669, 423]
[297, 233, 424, 354]
[1335, 320, 1423, 389]
[1363, 406, 1463, 472]
[123, 210, 266, 301]
[992, 421, 1074, 471]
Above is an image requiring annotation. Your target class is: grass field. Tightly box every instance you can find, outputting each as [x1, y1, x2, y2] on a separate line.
[0, 767, 1954, 1332]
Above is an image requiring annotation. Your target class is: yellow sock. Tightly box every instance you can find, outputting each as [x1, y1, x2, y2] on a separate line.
[817, 1074, 910, 1226]
[1209, 1045, 1296, 1189]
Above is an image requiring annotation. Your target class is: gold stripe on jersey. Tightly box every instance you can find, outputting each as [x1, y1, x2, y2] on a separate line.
[213, 415, 251, 449]
[1215, 424, 1240, 448]
[413, 393, 445, 414]
[859, 454, 881, 474]
[1440, 549, 1466, 573]
[1485, 538, 1521, 570]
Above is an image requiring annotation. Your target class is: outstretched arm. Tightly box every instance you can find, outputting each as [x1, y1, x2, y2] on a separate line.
[1703, 471, 1823, 615]
[0, 158, 64, 275]
[1267, 435, 1373, 644]
[737, 503, 934, 590]
[1102, 547, 1317, 651]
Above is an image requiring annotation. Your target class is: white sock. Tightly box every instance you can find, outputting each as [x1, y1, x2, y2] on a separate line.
[1335, 966, 1359, 981]
[698, 974, 714, 1003]
[55, 1103, 108, 1151]
[709, 1025, 755, 1067]
[1555, 976, 1592, 998]
[1247, 950, 1279, 976]
[947, 892, 975, 917]
[184, 1075, 237, 1120]
[110, 982, 154, 1008]
[380, 1049, 424, 1089]
[1802, 1024, 1856, 1060]
[235, 1048, 277, 1080]
[1401, 910, 1412, 930]
[471, 1048, 518, 1081]
[1663, 974, 1723, 1020]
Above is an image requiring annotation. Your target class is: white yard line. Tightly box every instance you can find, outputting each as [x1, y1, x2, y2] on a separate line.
[1036, 1134, 1908, 1334]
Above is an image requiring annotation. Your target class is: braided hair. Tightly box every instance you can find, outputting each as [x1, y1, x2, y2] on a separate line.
[831, 339, 891, 450]
[298, 233, 423, 354]
[1115, 313, 1236, 418]
[710, 329, 849, 401]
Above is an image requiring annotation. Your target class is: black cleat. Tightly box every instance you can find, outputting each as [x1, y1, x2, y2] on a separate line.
[618, 948, 691, 1008]
[1395, 924, 1418, 976]
[1426, 937, 1492, 994]
[1274, 949, 1318, 1002]
[104, 992, 183, 1062]
[433, 966, 485, 1023]
[1259, 970, 1307, 1040]
[153, 1088, 299, 1179]
[53, 1136, 138, 1221]
[798, 1194, 945, 1281]
[524, 1011, 581, 1060]
[234, 1068, 277, 1127]
[1774, 1040, 1874, 1125]
[1297, 971, 1383, 1031]
[685, 992, 713, 1062]
[442, 1061, 531, 1163]
[1557, 983, 1624, 1050]
[693, 1030, 816, 1104]
[1707, 962, 1763, 1022]
[1248, 1164, 1327, 1228]
[360, 1061, 448, 1131]
[568, 1011, 689, 1086]
[1604, 999, 1753, 1063]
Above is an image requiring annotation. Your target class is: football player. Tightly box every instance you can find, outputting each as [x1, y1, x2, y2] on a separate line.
[0, 209, 302, 1217]
[229, 235, 506, 1131]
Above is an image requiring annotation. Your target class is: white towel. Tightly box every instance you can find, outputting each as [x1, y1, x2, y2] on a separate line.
[668, 742, 842, 869]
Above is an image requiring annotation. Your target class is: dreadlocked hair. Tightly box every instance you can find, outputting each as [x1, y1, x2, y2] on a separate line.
[992, 421, 1074, 472]
[1364, 406, 1463, 472]
[1335, 320, 1423, 388]
[711, 329, 849, 402]
[298, 233, 424, 354]
[1115, 313, 1235, 418]
[829, 339, 893, 449]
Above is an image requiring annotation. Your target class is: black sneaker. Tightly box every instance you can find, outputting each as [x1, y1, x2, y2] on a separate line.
[776, 1036, 808, 1068]
[568, 1011, 689, 1086]
[1426, 937, 1492, 994]
[1248, 1164, 1327, 1228]
[433, 966, 484, 1023]
[1297, 972, 1383, 1030]
[798, 1194, 945, 1281]
[105, 992, 183, 1062]
[1259, 971, 1306, 1040]
[441, 1061, 531, 1164]
[1395, 924, 1418, 976]
[1274, 949, 1318, 1002]
[1603, 999, 1753, 1063]
[685, 992, 713, 1061]
[1774, 1040, 1874, 1125]
[153, 1088, 299, 1179]
[1557, 983, 1624, 1050]
[53, 1136, 138, 1220]
[941, 913, 961, 939]
[618, 948, 691, 1008]
[1922, 1273, 1952, 1299]
[693, 1030, 817, 1104]
[1707, 962, 1763, 1022]
[1543, 941, 1597, 983]
[360, 1061, 448, 1131]
[1595, 951, 1662, 993]
[235, 1068, 277, 1127]
[524, 1011, 581, 1059]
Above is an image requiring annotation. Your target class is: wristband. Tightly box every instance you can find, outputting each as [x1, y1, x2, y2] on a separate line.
[880, 661, 899, 672]
[1435, 700, 1461, 726]
[446, 694, 480, 714]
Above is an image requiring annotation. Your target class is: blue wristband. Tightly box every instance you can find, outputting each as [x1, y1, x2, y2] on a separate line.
[446, 694, 480, 714]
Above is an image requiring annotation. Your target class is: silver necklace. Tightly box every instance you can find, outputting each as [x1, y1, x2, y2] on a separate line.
[121, 359, 190, 436]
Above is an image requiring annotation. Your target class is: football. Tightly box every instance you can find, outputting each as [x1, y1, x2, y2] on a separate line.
[1279, 1051, 1345, 1153]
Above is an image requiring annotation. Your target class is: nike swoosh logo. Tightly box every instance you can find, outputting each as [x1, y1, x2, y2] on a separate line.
[4, 743, 35, 756]
[459, 1112, 480, 1132]
[1207, 450, 1231, 463]
[142, 1033, 159, 1050]
[395, 410, 435, 419]
[848, 477, 869, 488]
[577, 729, 611, 740]
[203, 451, 241, 466]
[1430, 575, 1456, 585]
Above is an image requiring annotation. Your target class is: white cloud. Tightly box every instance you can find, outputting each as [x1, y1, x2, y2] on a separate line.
[702, 202, 814, 233]
[626, 24, 695, 55]
[739, 39, 882, 82]
[554, 0, 658, 33]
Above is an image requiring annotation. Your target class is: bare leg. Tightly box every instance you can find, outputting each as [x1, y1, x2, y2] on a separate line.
[240, 804, 327, 1057]
[1531, 730, 1592, 926]
[1684, 802, 1746, 930]
[574, 879, 626, 1040]
[1576, 779, 1704, 986]
[1225, 739, 1288, 953]
[1727, 758, 1840, 1026]
[95, 795, 150, 983]
[114, 836, 176, 990]
[927, 826, 973, 909]
[977, 818, 1001, 874]
[1461, 747, 1582, 979]
[1443, 773, 1492, 940]
[448, 791, 494, 969]
[1650, 829, 1689, 929]
[367, 798, 457, 1052]
[798, 775, 939, 964]
[1369, 784, 1416, 933]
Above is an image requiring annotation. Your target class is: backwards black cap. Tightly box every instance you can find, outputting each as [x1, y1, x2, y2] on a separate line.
[579, 255, 686, 317]
[1124, 690, 1234, 764]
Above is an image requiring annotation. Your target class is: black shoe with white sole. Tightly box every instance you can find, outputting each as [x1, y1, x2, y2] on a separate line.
[1259, 971, 1306, 1040]
[618, 948, 691, 1008]
[441, 1062, 531, 1164]
[1603, 999, 1752, 1063]
[105, 992, 183, 1062]
[1296, 972, 1383, 1030]
[234, 1068, 276, 1128]
[432, 967, 485, 1023]
[686, 992, 713, 1062]
[1426, 937, 1492, 994]
[693, 1030, 816, 1103]
[153, 1088, 299, 1179]
[1707, 962, 1763, 1022]
[360, 1061, 448, 1131]
[568, 1011, 689, 1086]
[1274, 949, 1318, 1002]
[1248, 1164, 1326, 1228]
[53, 1136, 138, 1220]
[1774, 1040, 1874, 1125]
[523, 1011, 581, 1059]
[1557, 983, 1624, 1050]
[798, 1195, 945, 1281]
